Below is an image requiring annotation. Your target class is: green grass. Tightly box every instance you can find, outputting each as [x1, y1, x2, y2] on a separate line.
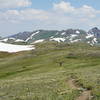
[0, 42, 100, 100]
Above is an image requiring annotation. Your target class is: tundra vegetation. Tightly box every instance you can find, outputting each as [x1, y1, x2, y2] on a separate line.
[0, 42, 100, 100]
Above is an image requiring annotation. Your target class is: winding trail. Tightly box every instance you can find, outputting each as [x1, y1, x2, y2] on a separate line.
[68, 79, 91, 100]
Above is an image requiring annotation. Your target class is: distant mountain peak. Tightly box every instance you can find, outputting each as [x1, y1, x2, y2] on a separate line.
[88, 27, 100, 37]
[89, 27, 100, 33]
[1, 27, 100, 46]
[92, 27, 99, 30]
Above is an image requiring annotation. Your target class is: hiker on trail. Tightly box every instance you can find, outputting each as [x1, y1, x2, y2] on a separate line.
[59, 62, 63, 66]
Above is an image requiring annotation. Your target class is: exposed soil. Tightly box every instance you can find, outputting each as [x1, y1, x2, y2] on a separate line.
[68, 79, 91, 100]
[76, 90, 91, 100]
[67, 79, 77, 89]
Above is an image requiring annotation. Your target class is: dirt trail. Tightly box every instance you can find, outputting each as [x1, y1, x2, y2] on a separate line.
[67, 79, 77, 89]
[76, 90, 91, 100]
[68, 79, 91, 100]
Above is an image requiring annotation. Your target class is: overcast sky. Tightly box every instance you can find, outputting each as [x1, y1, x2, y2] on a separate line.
[0, 0, 100, 36]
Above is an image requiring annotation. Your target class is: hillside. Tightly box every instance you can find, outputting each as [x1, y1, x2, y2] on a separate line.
[0, 42, 99, 100]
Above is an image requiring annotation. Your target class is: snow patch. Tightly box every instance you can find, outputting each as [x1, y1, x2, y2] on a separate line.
[50, 36, 54, 38]
[1, 38, 16, 42]
[0, 42, 34, 53]
[61, 32, 66, 35]
[9, 38, 15, 40]
[92, 38, 98, 44]
[86, 34, 94, 39]
[15, 39, 24, 42]
[69, 34, 78, 41]
[93, 38, 97, 43]
[87, 41, 90, 44]
[2, 38, 8, 42]
[70, 39, 81, 43]
[50, 38, 65, 42]
[76, 31, 80, 34]
[70, 34, 78, 38]
[33, 39, 44, 44]
[26, 31, 40, 42]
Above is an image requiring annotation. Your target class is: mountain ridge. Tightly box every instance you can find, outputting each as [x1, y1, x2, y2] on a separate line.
[1, 27, 100, 45]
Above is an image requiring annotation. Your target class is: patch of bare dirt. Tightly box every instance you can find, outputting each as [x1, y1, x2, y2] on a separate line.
[76, 90, 91, 100]
[68, 79, 92, 100]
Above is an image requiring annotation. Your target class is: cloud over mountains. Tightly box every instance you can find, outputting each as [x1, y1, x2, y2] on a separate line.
[0, 1, 100, 36]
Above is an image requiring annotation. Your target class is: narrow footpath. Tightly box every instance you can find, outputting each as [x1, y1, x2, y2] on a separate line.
[68, 79, 91, 100]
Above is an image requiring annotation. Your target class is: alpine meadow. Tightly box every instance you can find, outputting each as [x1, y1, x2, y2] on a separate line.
[0, 0, 100, 100]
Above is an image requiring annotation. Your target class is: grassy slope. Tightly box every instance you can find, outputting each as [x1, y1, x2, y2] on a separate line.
[0, 42, 100, 100]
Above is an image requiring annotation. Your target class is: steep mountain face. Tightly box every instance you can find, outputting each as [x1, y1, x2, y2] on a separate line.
[87, 27, 100, 44]
[1, 27, 100, 45]
[25, 29, 87, 43]
[1, 32, 31, 44]
[88, 27, 100, 37]
[9, 31, 32, 40]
